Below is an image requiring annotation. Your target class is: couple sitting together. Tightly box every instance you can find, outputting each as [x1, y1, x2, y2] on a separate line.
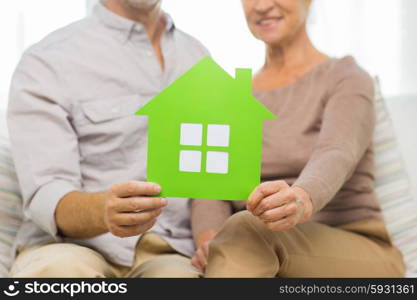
[7, 0, 404, 277]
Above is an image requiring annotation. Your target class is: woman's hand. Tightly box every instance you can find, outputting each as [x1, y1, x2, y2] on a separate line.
[246, 181, 313, 231]
[191, 229, 218, 272]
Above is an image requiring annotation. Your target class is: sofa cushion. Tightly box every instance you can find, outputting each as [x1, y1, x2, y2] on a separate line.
[0, 118, 22, 277]
[385, 95, 417, 202]
[373, 80, 417, 277]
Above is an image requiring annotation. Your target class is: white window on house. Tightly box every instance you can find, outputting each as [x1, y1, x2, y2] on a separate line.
[180, 123, 203, 146]
[179, 123, 230, 174]
[179, 150, 201, 173]
[206, 151, 229, 174]
[207, 124, 230, 147]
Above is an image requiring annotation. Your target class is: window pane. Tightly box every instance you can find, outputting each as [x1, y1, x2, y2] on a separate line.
[180, 123, 203, 146]
[207, 124, 230, 147]
[179, 150, 201, 173]
[206, 151, 228, 174]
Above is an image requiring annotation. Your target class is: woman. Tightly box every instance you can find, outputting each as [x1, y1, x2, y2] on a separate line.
[191, 0, 405, 277]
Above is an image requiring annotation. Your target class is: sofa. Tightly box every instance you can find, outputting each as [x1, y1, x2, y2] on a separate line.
[0, 83, 416, 277]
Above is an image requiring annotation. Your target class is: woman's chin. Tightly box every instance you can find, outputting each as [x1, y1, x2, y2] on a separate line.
[257, 35, 284, 47]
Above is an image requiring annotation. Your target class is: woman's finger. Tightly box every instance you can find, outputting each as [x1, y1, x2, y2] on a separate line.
[252, 188, 296, 216]
[264, 215, 298, 232]
[196, 247, 208, 267]
[191, 254, 203, 272]
[259, 202, 298, 222]
[202, 241, 210, 258]
[247, 181, 289, 211]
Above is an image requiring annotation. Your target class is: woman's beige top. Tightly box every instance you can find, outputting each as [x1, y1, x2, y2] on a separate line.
[192, 56, 383, 238]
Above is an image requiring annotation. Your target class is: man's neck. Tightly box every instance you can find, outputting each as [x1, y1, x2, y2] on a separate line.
[104, 0, 165, 44]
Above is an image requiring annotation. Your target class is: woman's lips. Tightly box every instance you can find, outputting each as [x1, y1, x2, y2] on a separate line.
[256, 17, 283, 29]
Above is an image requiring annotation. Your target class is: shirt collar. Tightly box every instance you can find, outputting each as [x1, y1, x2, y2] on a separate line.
[94, 0, 175, 42]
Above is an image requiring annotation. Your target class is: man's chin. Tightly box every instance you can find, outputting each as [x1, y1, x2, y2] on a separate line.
[126, 0, 161, 10]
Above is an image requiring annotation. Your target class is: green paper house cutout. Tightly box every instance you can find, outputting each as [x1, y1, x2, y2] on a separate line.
[136, 57, 276, 201]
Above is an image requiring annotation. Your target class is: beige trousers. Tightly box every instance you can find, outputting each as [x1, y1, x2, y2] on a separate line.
[10, 233, 200, 278]
[205, 211, 406, 278]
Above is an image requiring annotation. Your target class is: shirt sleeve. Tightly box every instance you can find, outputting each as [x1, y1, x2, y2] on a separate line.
[293, 69, 375, 213]
[7, 51, 82, 239]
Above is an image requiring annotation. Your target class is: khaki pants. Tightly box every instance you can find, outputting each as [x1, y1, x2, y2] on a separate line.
[205, 211, 405, 278]
[10, 233, 200, 278]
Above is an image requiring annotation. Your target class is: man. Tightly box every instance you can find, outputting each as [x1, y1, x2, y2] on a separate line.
[8, 0, 209, 277]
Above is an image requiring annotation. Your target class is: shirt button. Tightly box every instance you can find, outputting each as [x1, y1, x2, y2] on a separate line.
[146, 51, 152, 56]
[112, 107, 119, 113]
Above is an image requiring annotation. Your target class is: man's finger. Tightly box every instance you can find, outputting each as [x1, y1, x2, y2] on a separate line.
[113, 209, 162, 226]
[111, 219, 157, 238]
[113, 197, 168, 213]
[110, 181, 161, 198]
[247, 181, 288, 211]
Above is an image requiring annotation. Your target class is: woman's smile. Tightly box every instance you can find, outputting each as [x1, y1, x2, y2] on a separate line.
[256, 16, 284, 30]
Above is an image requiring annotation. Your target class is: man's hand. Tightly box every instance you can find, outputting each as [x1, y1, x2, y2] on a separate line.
[246, 181, 313, 231]
[104, 181, 167, 238]
[191, 229, 218, 272]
